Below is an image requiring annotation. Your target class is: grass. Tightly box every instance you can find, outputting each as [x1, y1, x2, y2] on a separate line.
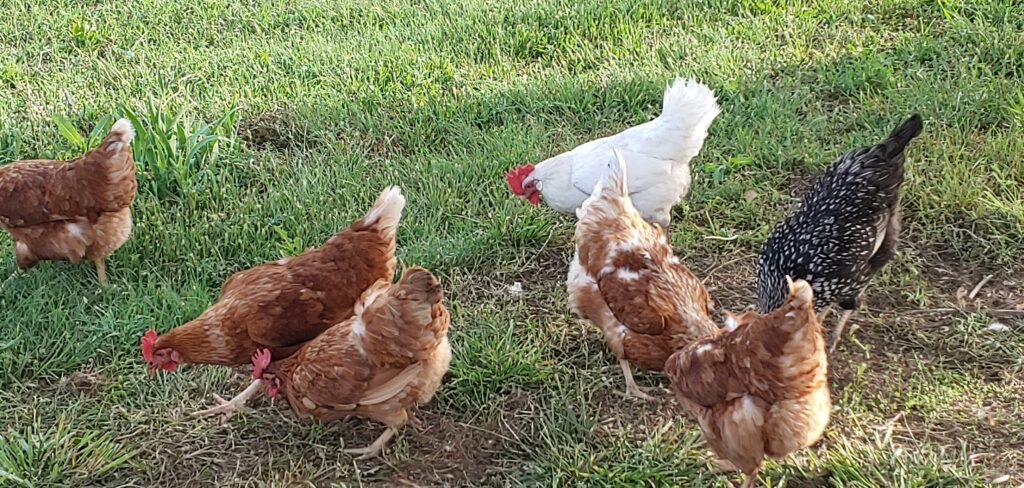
[1, 0, 1022, 485]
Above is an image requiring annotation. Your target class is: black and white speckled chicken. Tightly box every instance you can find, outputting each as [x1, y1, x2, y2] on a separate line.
[756, 114, 923, 352]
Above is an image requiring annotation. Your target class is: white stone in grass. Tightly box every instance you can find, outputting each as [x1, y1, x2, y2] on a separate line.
[989, 474, 1010, 485]
[987, 322, 1010, 333]
[507, 282, 523, 296]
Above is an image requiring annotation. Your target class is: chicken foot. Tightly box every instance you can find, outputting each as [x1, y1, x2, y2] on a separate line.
[619, 359, 656, 400]
[343, 427, 398, 460]
[406, 407, 424, 432]
[739, 469, 760, 488]
[828, 309, 854, 354]
[191, 379, 262, 419]
[709, 458, 739, 474]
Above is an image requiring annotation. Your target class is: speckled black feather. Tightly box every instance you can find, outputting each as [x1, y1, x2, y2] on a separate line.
[756, 115, 923, 312]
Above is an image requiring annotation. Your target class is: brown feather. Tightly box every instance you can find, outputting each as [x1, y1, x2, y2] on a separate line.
[0, 120, 136, 269]
[268, 267, 452, 429]
[152, 187, 404, 367]
[665, 279, 831, 478]
[568, 154, 717, 372]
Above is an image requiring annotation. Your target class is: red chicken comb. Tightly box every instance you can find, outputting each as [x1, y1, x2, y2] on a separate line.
[505, 164, 535, 195]
[252, 349, 272, 379]
[140, 330, 158, 362]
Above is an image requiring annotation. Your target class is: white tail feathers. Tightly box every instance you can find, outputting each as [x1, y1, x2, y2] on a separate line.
[360, 186, 405, 239]
[103, 118, 135, 152]
[660, 78, 721, 134]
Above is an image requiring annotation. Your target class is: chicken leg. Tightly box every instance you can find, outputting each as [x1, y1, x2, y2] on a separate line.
[817, 305, 832, 324]
[343, 427, 398, 460]
[619, 359, 655, 400]
[93, 258, 108, 288]
[740, 469, 759, 488]
[191, 379, 262, 419]
[828, 309, 854, 354]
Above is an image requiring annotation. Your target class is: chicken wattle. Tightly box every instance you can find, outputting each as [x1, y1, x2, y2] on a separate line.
[141, 186, 405, 419]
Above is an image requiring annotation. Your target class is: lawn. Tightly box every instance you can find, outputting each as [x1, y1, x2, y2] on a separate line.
[1, 0, 1022, 486]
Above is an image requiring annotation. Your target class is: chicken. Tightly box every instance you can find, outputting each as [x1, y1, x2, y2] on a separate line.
[665, 278, 830, 488]
[756, 115, 923, 352]
[567, 149, 718, 399]
[251, 267, 451, 459]
[0, 119, 136, 287]
[506, 77, 720, 231]
[140, 186, 405, 417]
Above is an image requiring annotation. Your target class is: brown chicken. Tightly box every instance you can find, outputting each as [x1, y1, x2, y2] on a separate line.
[251, 266, 452, 459]
[0, 119, 136, 287]
[567, 150, 718, 399]
[140, 186, 405, 417]
[665, 278, 831, 488]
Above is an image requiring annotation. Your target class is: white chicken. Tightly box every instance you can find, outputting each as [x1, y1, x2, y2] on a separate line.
[505, 77, 720, 230]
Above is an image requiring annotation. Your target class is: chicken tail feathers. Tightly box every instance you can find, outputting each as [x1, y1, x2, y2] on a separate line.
[600, 149, 630, 198]
[856, 114, 923, 191]
[353, 186, 405, 241]
[880, 114, 923, 161]
[87, 118, 134, 168]
[355, 267, 449, 367]
[102, 119, 135, 153]
[575, 149, 633, 221]
[82, 118, 137, 209]
[659, 78, 721, 134]
[824, 114, 922, 195]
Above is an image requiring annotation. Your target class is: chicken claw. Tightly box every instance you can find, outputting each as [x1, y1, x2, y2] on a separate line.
[740, 470, 759, 488]
[710, 458, 739, 474]
[619, 359, 656, 400]
[406, 408, 425, 432]
[191, 379, 262, 420]
[343, 427, 398, 459]
[624, 385, 656, 401]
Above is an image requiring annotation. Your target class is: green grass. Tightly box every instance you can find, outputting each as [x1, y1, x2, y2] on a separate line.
[1, 0, 1022, 485]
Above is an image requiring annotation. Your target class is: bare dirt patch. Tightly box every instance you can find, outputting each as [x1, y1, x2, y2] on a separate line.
[58, 370, 112, 397]
[239, 108, 318, 152]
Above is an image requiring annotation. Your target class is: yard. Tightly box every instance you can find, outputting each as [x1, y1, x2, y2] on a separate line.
[0, 0, 1022, 486]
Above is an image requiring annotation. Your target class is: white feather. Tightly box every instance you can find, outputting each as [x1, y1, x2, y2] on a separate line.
[527, 77, 720, 225]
